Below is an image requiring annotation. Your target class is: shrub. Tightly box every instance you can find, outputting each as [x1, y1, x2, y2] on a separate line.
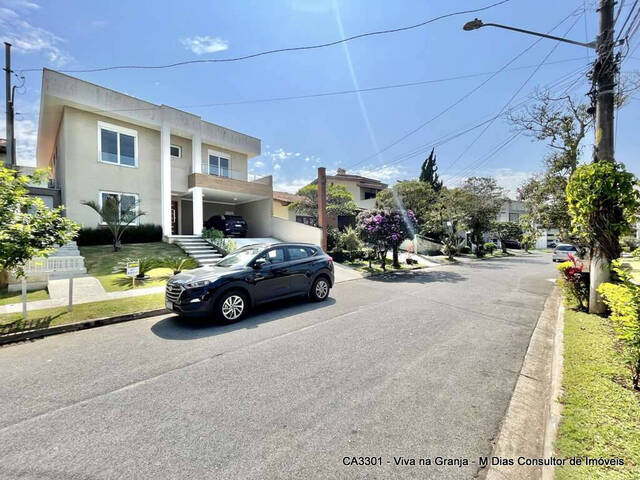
[76, 224, 162, 246]
[459, 246, 471, 254]
[556, 254, 589, 310]
[113, 256, 161, 278]
[633, 246, 640, 259]
[158, 256, 198, 274]
[484, 242, 496, 254]
[621, 235, 639, 252]
[598, 265, 640, 390]
[327, 227, 340, 252]
[202, 228, 224, 240]
[338, 227, 362, 252]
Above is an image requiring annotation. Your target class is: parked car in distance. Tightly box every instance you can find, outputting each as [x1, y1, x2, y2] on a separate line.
[204, 215, 248, 237]
[165, 243, 334, 322]
[502, 239, 522, 249]
[547, 241, 558, 249]
[552, 244, 578, 262]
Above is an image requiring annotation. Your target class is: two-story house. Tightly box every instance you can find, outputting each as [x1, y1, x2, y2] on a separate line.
[36, 69, 276, 239]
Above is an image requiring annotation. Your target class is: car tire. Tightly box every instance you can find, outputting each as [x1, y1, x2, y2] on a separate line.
[310, 276, 330, 302]
[215, 290, 249, 323]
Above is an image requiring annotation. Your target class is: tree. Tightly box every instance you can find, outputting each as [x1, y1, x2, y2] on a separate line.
[357, 209, 416, 270]
[491, 221, 523, 253]
[419, 148, 443, 192]
[519, 214, 540, 253]
[376, 180, 438, 231]
[460, 177, 504, 257]
[0, 167, 79, 278]
[82, 195, 146, 251]
[510, 91, 592, 239]
[289, 184, 358, 222]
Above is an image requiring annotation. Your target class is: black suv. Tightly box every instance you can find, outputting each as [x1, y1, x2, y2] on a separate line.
[165, 243, 334, 322]
[204, 215, 248, 237]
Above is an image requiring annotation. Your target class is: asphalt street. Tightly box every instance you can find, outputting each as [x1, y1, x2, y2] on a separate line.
[0, 253, 555, 480]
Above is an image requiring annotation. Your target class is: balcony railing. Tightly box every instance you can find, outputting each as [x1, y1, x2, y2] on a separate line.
[200, 162, 246, 181]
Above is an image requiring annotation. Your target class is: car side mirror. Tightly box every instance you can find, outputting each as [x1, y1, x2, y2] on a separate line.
[253, 258, 267, 269]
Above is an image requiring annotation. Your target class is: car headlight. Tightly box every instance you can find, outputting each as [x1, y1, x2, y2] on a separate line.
[184, 280, 211, 289]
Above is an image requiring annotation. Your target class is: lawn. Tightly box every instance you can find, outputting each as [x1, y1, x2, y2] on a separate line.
[0, 288, 50, 306]
[624, 259, 640, 284]
[80, 242, 191, 292]
[0, 293, 165, 335]
[554, 309, 640, 479]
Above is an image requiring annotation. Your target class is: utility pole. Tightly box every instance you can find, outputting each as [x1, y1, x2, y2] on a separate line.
[4, 42, 14, 167]
[589, 0, 617, 313]
[317, 167, 328, 252]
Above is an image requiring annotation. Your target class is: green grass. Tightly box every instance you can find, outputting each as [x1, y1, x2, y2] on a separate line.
[80, 242, 189, 292]
[555, 309, 640, 480]
[0, 288, 49, 306]
[343, 258, 424, 274]
[624, 259, 640, 284]
[0, 293, 165, 335]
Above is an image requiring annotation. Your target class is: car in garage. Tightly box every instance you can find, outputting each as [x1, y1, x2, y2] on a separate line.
[552, 244, 578, 262]
[204, 214, 248, 237]
[165, 243, 334, 322]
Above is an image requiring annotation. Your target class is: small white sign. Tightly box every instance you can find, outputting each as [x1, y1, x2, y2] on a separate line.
[126, 261, 140, 277]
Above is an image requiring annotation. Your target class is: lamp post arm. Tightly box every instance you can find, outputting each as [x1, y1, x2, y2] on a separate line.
[481, 22, 597, 49]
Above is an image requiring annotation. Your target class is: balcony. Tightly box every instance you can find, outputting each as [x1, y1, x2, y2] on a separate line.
[188, 169, 272, 200]
[200, 162, 246, 181]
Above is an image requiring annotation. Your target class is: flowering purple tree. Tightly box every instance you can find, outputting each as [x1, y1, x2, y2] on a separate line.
[357, 209, 417, 270]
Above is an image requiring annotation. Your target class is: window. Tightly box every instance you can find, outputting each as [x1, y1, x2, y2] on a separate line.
[261, 248, 285, 265]
[99, 191, 140, 224]
[509, 213, 520, 223]
[98, 122, 137, 167]
[170, 145, 182, 158]
[296, 215, 316, 226]
[287, 247, 313, 260]
[362, 188, 379, 200]
[207, 150, 231, 178]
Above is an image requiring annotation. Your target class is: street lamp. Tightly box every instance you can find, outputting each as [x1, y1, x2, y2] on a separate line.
[462, 18, 598, 49]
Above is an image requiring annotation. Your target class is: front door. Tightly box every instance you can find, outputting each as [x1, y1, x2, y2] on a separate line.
[171, 201, 179, 235]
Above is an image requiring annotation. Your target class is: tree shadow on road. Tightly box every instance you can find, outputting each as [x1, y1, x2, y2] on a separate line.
[364, 269, 466, 284]
[150, 297, 336, 341]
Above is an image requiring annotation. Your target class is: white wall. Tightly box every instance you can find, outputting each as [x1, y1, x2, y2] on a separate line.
[271, 216, 322, 246]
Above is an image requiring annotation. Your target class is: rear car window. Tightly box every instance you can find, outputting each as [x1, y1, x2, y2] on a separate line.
[557, 245, 576, 251]
[287, 247, 314, 260]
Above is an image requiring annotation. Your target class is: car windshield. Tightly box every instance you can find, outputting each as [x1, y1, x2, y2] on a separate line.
[216, 246, 263, 267]
[557, 245, 576, 251]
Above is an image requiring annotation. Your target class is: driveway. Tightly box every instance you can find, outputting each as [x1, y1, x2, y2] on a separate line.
[0, 253, 555, 479]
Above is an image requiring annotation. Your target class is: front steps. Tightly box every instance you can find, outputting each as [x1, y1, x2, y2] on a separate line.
[171, 236, 223, 267]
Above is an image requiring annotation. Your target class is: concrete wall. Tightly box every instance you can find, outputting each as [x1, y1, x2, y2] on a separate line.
[170, 134, 192, 193]
[59, 106, 163, 227]
[272, 200, 296, 220]
[271, 216, 322, 246]
[236, 198, 273, 237]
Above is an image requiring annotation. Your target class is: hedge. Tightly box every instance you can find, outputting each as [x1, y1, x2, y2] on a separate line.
[76, 224, 163, 246]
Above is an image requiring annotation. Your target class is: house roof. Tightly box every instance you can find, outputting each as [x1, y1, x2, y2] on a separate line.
[311, 168, 388, 189]
[273, 190, 304, 204]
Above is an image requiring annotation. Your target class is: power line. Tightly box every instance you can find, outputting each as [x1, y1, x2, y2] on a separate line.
[18, 0, 512, 74]
[346, 7, 584, 170]
[444, 11, 584, 178]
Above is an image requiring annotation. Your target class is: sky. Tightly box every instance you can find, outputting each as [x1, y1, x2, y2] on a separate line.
[1, 0, 639, 197]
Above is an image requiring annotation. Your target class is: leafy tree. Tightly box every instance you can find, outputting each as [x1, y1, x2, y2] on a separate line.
[0, 167, 79, 278]
[376, 180, 438, 231]
[424, 187, 471, 241]
[289, 184, 358, 222]
[519, 214, 540, 253]
[491, 221, 523, 253]
[510, 92, 592, 239]
[460, 177, 504, 257]
[419, 148, 442, 192]
[82, 195, 146, 252]
[357, 209, 416, 269]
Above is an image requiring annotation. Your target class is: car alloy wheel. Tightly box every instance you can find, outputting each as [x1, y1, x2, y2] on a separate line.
[314, 279, 329, 299]
[221, 294, 244, 320]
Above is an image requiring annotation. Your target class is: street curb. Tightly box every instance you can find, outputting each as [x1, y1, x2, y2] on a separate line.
[0, 308, 168, 346]
[482, 287, 562, 480]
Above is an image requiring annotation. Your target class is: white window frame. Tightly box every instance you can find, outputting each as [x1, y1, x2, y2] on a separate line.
[98, 190, 140, 225]
[170, 144, 182, 158]
[206, 149, 231, 178]
[97, 121, 138, 168]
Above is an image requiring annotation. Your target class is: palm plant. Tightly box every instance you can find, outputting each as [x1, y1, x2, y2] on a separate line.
[82, 196, 145, 251]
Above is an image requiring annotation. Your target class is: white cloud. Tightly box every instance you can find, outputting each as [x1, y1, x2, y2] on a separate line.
[252, 160, 265, 169]
[273, 163, 281, 170]
[354, 165, 407, 182]
[181, 36, 229, 55]
[443, 168, 533, 198]
[1, 0, 39, 9]
[0, 115, 38, 166]
[273, 177, 313, 194]
[0, 6, 72, 66]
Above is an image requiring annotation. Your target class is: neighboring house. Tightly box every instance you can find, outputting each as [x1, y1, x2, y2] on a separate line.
[36, 69, 278, 238]
[313, 168, 387, 210]
[495, 198, 559, 249]
[273, 191, 306, 222]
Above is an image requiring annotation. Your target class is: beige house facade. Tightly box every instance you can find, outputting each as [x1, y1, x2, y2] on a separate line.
[313, 168, 387, 211]
[36, 69, 275, 238]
